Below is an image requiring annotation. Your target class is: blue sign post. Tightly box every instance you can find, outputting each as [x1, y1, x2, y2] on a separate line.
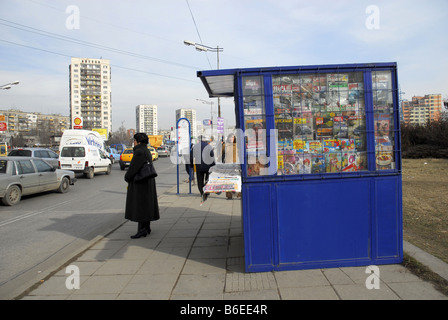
[176, 117, 191, 195]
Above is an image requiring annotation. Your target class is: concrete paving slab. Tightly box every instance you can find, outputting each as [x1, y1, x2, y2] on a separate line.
[13, 183, 448, 301]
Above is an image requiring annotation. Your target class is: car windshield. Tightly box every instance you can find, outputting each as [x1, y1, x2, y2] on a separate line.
[61, 146, 85, 157]
[0, 160, 7, 173]
[123, 149, 133, 154]
[9, 149, 32, 156]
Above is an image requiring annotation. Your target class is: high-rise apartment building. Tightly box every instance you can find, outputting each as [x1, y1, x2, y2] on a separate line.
[136, 104, 158, 135]
[69, 58, 112, 134]
[401, 94, 443, 125]
[176, 108, 197, 139]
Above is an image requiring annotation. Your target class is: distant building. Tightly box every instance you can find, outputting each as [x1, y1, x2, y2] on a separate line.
[136, 104, 158, 135]
[175, 108, 197, 139]
[69, 57, 112, 134]
[0, 108, 69, 145]
[401, 94, 443, 125]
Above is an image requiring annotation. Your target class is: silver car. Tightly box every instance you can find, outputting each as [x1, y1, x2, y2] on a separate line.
[0, 156, 77, 206]
[8, 147, 59, 169]
[156, 146, 169, 157]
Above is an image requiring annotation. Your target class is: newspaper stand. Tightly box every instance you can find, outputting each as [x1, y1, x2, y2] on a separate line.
[197, 63, 403, 272]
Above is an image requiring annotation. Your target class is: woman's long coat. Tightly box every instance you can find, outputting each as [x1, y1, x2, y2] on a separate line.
[124, 143, 159, 222]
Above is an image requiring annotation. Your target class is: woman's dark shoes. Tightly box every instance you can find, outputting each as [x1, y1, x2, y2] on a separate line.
[130, 229, 147, 239]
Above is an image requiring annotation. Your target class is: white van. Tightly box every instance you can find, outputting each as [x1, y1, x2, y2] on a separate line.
[59, 145, 111, 179]
[59, 129, 107, 154]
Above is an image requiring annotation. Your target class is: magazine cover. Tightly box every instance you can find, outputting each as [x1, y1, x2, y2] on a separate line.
[340, 139, 355, 151]
[293, 114, 313, 140]
[374, 113, 392, 138]
[315, 116, 333, 137]
[293, 139, 307, 153]
[333, 120, 348, 139]
[311, 154, 325, 173]
[375, 137, 394, 170]
[282, 150, 297, 175]
[308, 140, 323, 153]
[323, 139, 340, 152]
[297, 153, 312, 174]
[325, 152, 342, 173]
[327, 73, 349, 111]
[341, 152, 358, 172]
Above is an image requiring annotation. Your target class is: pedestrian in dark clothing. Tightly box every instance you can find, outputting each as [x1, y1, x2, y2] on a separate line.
[191, 136, 215, 198]
[184, 143, 195, 184]
[124, 133, 159, 239]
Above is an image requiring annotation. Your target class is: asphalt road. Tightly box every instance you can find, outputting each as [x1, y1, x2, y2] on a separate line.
[0, 156, 183, 299]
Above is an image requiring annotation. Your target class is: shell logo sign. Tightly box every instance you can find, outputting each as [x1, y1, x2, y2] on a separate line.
[73, 117, 83, 129]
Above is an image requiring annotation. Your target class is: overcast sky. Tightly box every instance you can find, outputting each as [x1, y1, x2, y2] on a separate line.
[1, 0, 447, 132]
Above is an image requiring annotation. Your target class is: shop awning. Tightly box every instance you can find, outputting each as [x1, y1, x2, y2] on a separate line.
[197, 70, 236, 98]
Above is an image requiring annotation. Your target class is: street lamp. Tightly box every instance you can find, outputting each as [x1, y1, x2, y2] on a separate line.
[184, 40, 223, 117]
[1, 81, 19, 90]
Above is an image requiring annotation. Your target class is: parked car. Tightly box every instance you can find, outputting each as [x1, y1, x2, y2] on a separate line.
[0, 157, 77, 206]
[8, 147, 59, 168]
[59, 145, 111, 179]
[156, 146, 169, 157]
[119, 148, 134, 170]
[148, 147, 158, 161]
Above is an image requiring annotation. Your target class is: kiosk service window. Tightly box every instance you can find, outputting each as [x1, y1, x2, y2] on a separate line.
[242, 71, 396, 176]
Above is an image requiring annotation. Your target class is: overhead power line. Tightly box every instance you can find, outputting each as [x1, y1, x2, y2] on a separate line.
[185, 0, 212, 69]
[0, 39, 198, 83]
[0, 18, 201, 70]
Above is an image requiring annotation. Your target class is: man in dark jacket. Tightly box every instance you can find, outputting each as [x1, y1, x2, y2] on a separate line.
[191, 136, 215, 198]
[124, 133, 159, 238]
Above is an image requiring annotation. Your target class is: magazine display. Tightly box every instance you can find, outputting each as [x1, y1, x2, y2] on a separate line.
[272, 72, 368, 175]
[373, 71, 395, 170]
[241, 71, 396, 176]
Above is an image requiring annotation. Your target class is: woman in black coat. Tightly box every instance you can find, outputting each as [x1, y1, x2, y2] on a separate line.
[124, 133, 159, 239]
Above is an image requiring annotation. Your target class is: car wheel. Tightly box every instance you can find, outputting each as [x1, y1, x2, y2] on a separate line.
[2, 185, 22, 206]
[58, 177, 70, 193]
[120, 164, 125, 170]
[84, 167, 94, 179]
[106, 165, 111, 175]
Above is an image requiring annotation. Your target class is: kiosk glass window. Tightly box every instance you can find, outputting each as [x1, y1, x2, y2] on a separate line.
[242, 76, 268, 176]
[372, 71, 395, 170]
[272, 72, 368, 175]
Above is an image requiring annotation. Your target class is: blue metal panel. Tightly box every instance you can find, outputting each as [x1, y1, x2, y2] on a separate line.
[374, 176, 402, 259]
[276, 179, 370, 265]
[242, 183, 274, 271]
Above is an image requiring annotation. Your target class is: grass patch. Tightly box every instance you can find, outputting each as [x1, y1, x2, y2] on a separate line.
[402, 158, 448, 264]
[402, 158, 448, 297]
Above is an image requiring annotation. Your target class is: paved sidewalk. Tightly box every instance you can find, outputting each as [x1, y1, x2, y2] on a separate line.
[17, 183, 448, 300]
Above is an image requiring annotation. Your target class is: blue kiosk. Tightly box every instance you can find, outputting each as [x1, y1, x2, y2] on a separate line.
[197, 62, 403, 272]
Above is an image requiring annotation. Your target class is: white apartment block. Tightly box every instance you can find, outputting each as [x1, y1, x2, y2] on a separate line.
[176, 108, 197, 139]
[136, 104, 158, 135]
[69, 58, 112, 134]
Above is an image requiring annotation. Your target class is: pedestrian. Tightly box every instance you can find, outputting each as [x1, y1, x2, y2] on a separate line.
[124, 132, 160, 239]
[192, 135, 215, 200]
[184, 142, 195, 184]
[224, 133, 240, 199]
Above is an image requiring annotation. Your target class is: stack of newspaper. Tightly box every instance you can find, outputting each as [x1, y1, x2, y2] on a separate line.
[203, 164, 241, 194]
